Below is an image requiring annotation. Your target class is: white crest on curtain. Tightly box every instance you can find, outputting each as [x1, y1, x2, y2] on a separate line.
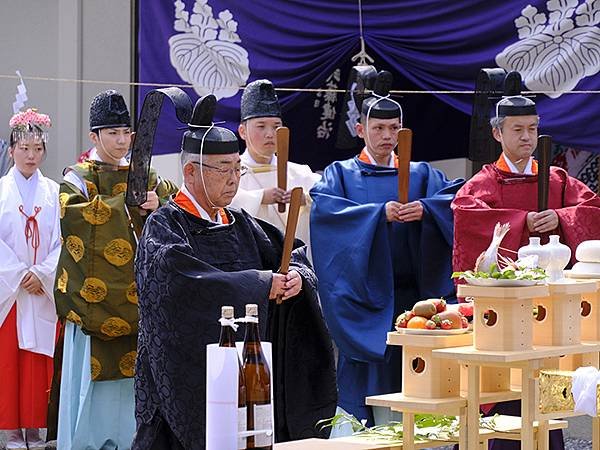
[496, 0, 600, 98]
[169, 0, 251, 100]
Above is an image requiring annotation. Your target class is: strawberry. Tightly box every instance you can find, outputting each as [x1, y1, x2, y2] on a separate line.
[432, 298, 447, 313]
[425, 320, 437, 330]
[461, 316, 469, 329]
[440, 319, 453, 330]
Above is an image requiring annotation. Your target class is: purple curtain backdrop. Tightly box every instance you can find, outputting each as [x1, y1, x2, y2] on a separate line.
[138, 0, 600, 169]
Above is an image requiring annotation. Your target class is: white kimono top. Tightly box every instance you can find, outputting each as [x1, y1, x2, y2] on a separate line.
[0, 167, 61, 356]
[230, 151, 321, 256]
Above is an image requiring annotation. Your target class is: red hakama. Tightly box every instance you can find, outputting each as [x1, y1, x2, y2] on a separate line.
[0, 304, 53, 429]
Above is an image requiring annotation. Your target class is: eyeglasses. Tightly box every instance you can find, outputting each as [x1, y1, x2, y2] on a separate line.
[191, 161, 247, 177]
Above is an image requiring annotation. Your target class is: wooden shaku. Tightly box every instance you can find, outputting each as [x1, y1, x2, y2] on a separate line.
[276, 127, 289, 213]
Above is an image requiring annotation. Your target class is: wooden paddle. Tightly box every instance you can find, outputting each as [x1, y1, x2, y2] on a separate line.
[537, 135, 552, 212]
[276, 187, 303, 304]
[397, 128, 412, 203]
[276, 126, 290, 213]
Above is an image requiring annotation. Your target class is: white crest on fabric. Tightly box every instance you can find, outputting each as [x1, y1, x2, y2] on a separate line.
[496, 0, 600, 98]
[169, 0, 251, 100]
[12, 70, 28, 114]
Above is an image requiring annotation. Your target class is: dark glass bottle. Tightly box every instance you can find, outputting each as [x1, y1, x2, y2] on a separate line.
[242, 304, 272, 449]
[219, 305, 247, 449]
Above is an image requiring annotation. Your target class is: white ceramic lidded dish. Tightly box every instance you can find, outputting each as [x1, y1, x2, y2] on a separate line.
[576, 240, 600, 263]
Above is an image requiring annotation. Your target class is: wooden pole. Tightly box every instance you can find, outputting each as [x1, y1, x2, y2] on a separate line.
[537, 135, 552, 212]
[276, 126, 289, 213]
[397, 128, 412, 203]
[276, 187, 303, 304]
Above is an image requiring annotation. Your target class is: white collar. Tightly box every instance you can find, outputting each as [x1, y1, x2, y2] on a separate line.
[364, 148, 394, 168]
[11, 166, 40, 184]
[181, 184, 223, 224]
[503, 154, 534, 175]
[89, 147, 129, 166]
[242, 149, 275, 166]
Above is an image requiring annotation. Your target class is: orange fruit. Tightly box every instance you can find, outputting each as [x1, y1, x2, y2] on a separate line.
[406, 316, 428, 329]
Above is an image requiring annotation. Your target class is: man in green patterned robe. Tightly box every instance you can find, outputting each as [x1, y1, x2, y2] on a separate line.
[54, 90, 176, 450]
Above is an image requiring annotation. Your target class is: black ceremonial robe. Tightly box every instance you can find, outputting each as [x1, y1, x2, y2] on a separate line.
[132, 201, 337, 449]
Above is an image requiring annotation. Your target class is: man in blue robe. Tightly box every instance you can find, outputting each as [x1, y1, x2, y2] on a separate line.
[310, 71, 464, 424]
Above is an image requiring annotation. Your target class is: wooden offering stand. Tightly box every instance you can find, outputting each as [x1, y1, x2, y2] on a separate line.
[432, 283, 600, 450]
[279, 278, 600, 449]
[532, 280, 598, 371]
[366, 331, 472, 449]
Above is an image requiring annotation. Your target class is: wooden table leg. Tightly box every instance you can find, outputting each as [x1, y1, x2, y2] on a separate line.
[520, 364, 535, 450]
[459, 405, 467, 449]
[537, 419, 549, 450]
[403, 411, 415, 450]
[467, 364, 480, 450]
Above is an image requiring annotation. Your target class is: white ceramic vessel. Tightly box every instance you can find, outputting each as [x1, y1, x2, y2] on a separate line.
[543, 235, 572, 282]
[575, 240, 600, 263]
[518, 237, 550, 269]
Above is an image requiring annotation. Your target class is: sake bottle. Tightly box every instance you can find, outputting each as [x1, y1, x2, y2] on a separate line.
[219, 306, 247, 450]
[242, 304, 272, 449]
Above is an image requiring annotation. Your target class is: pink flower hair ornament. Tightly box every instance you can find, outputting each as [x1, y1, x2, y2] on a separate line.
[9, 108, 51, 146]
[9, 108, 52, 130]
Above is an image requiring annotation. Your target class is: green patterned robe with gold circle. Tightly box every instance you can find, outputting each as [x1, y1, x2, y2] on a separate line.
[55, 160, 177, 381]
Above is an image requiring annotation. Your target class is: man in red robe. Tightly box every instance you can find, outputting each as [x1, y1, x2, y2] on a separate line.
[453, 95, 600, 274]
[452, 95, 600, 450]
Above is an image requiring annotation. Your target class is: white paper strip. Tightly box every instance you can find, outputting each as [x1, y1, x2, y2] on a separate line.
[206, 345, 239, 450]
[13, 70, 28, 114]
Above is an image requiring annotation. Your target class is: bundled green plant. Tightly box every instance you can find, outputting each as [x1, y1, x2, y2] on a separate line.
[452, 262, 547, 281]
[318, 412, 500, 443]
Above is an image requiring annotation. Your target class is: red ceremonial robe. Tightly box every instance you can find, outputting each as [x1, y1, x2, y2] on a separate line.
[452, 160, 600, 274]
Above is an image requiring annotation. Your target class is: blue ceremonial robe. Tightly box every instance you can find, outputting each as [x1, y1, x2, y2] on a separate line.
[310, 156, 463, 423]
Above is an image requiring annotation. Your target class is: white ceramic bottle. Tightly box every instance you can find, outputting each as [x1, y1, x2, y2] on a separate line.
[518, 237, 550, 269]
[543, 235, 572, 282]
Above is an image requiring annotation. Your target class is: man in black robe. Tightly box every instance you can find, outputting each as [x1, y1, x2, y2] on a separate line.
[132, 95, 337, 449]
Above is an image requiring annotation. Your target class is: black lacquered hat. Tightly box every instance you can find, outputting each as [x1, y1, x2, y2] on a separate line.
[89, 90, 131, 131]
[240, 79, 282, 122]
[181, 94, 239, 155]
